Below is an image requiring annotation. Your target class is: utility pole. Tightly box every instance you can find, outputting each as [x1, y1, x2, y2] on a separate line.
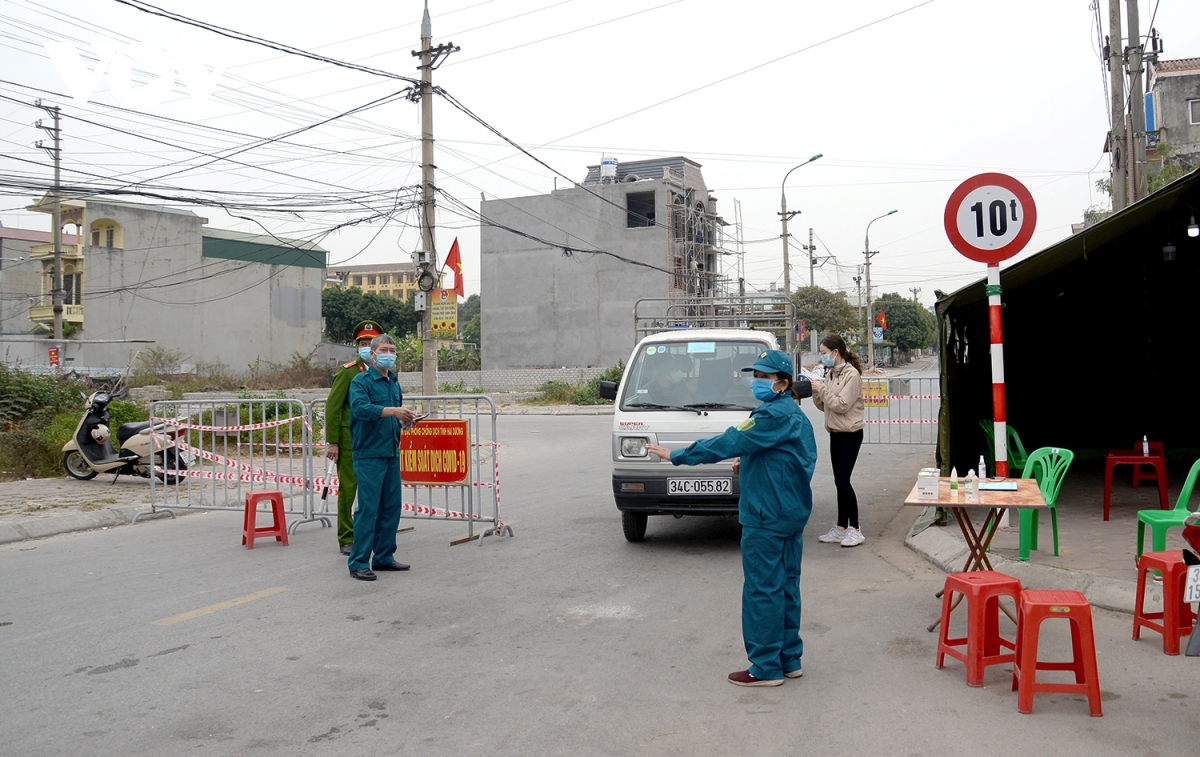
[779, 207, 798, 298]
[1126, 0, 1146, 202]
[1107, 0, 1127, 211]
[909, 286, 921, 302]
[864, 210, 897, 371]
[779, 154, 821, 299]
[853, 270, 863, 342]
[35, 103, 63, 344]
[807, 228, 816, 287]
[412, 1, 457, 396]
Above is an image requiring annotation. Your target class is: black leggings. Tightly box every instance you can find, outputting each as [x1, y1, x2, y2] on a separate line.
[829, 430, 863, 529]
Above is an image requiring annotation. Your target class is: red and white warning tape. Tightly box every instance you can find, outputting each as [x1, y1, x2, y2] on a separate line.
[863, 419, 938, 425]
[152, 415, 304, 433]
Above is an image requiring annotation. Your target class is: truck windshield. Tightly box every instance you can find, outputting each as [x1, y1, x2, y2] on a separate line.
[621, 340, 773, 411]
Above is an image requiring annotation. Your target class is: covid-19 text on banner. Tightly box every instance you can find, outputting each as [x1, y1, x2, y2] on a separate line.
[401, 419, 470, 485]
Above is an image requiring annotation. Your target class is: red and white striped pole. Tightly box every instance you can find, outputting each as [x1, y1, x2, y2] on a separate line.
[987, 263, 1007, 478]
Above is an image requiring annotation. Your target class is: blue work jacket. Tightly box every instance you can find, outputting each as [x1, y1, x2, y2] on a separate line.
[349, 367, 403, 459]
[671, 392, 818, 533]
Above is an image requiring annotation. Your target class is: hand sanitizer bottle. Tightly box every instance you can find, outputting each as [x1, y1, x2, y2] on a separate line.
[978, 455, 987, 482]
[1143, 435, 1150, 456]
[949, 466, 959, 500]
[965, 469, 977, 502]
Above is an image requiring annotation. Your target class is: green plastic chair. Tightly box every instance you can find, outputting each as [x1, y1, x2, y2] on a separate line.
[980, 421, 1030, 475]
[1015, 447, 1074, 561]
[1136, 458, 1200, 558]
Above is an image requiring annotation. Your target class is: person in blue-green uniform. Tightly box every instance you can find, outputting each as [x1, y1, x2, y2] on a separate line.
[347, 333, 415, 581]
[325, 320, 382, 555]
[647, 349, 817, 687]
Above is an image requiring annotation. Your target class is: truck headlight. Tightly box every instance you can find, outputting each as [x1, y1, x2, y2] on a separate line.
[620, 437, 648, 457]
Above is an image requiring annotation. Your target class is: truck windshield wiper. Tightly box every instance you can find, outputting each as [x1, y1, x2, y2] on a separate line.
[624, 402, 702, 415]
[684, 402, 754, 411]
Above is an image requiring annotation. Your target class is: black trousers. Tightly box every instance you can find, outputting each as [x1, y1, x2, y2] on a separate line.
[829, 429, 864, 529]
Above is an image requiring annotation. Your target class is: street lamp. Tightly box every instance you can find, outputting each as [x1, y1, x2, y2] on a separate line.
[780, 154, 822, 299]
[864, 209, 898, 370]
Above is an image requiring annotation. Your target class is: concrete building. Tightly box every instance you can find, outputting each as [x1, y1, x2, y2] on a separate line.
[1149, 57, 1200, 164]
[324, 262, 431, 302]
[0, 196, 326, 374]
[1, 226, 77, 340]
[480, 157, 732, 369]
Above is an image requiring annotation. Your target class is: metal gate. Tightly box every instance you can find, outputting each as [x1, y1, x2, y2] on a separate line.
[142, 398, 312, 520]
[861, 377, 940, 444]
[305, 394, 510, 545]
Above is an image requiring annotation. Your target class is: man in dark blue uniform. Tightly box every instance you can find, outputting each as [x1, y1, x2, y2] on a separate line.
[647, 349, 817, 686]
[347, 334, 415, 581]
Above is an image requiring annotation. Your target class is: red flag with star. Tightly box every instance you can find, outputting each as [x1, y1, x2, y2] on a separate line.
[876, 310, 887, 330]
[442, 237, 464, 299]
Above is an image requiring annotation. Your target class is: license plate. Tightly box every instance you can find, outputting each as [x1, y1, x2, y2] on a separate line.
[1186, 566, 1200, 604]
[177, 450, 194, 465]
[668, 478, 731, 495]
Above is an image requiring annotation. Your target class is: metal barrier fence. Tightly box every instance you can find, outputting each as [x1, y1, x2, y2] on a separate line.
[140, 395, 511, 545]
[141, 398, 313, 522]
[304, 395, 510, 545]
[861, 377, 940, 444]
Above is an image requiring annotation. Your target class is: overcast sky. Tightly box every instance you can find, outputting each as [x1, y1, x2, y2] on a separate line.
[2, 0, 1198, 308]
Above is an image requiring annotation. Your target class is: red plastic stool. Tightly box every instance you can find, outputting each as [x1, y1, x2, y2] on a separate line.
[935, 571, 1022, 687]
[1011, 590, 1102, 716]
[1133, 550, 1197, 655]
[242, 490, 288, 549]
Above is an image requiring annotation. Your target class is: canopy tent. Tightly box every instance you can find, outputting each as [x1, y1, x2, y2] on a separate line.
[936, 168, 1200, 473]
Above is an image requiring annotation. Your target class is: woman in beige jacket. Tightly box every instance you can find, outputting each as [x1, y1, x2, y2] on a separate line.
[810, 334, 866, 547]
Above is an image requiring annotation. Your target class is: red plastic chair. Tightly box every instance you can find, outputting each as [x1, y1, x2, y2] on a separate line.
[1011, 590, 1102, 716]
[1133, 551, 1197, 655]
[242, 490, 288, 549]
[935, 571, 1022, 687]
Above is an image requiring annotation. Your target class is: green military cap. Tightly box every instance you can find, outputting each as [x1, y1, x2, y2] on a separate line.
[354, 320, 383, 341]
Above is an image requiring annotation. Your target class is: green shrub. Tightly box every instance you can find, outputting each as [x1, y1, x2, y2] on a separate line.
[440, 380, 467, 393]
[107, 400, 148, 428]
[0, 364, 89, 424]
[0, 411, 79, 480]
[598, 361, 625, 384]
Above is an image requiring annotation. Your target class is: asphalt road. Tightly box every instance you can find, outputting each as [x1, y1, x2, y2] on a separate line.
[1, 412, 1195, 756]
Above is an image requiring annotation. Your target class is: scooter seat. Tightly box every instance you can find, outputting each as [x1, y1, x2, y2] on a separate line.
[116, 421, 152, 444]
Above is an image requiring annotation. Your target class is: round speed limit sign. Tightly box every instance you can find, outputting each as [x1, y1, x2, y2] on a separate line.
[943, 173, 1037, 264]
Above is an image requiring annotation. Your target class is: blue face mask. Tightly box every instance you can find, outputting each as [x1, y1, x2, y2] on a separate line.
[751, 378, 780, 402]
[358, 346, 372, 361]
[374, 353, 397, 370]
[820, 353, 835, 368]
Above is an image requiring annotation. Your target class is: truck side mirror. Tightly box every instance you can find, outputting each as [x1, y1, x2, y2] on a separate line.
[599, 381, 618, 400]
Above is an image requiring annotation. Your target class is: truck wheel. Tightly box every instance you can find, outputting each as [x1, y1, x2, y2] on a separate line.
[63, 450, 98, 480]
[622, 511, 647, 542]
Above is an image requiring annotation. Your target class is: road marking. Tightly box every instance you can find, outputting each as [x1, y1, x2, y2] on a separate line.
[151, 587, 288, 626]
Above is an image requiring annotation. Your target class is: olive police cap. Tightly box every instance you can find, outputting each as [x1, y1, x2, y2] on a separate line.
[354, 320, 382, 341]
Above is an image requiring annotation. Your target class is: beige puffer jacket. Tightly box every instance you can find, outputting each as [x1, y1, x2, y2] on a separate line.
[811, 362, 864, 433]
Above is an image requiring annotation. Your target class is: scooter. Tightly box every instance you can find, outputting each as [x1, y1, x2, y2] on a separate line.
[61, 391, 190, 484]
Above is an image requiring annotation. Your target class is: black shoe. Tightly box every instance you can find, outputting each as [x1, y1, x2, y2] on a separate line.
[372, 562, 410, 571]
[350, 569, 377, 581]
[340, 543, 352, 555]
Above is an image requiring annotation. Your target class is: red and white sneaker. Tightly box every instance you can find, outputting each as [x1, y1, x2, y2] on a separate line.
[727, 670, 783, 687]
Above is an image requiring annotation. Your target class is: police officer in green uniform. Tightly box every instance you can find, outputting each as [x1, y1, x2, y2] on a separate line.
[325, 320, 382, 555]
[647, 349, 818, 687]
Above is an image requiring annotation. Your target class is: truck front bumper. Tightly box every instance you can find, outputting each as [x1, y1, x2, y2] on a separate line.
[612, 469, 740, 515]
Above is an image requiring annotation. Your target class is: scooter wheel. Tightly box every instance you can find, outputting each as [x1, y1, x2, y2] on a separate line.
[63, 450, 99, 480]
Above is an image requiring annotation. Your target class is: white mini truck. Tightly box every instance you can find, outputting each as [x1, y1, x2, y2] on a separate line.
[599, 328, 780, 542]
